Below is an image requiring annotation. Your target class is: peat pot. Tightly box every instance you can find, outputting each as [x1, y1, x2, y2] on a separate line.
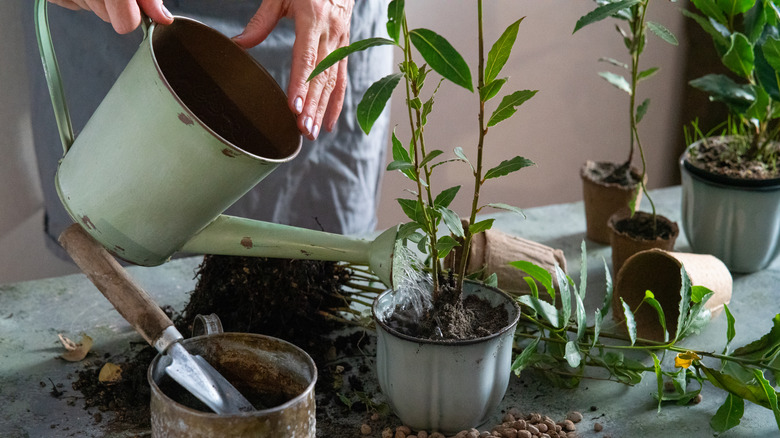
[607, 209, 679, 275]
[148, 326, 317, 437]
[581, 160, 644, 244]
[680, 149, 780, 273]
[373, 282, 521, 433]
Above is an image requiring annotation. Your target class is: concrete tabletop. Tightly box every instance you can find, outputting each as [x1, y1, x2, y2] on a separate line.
[1, 186, 778, 437]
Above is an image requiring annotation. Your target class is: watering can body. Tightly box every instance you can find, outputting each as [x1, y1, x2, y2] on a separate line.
[35, 0, 399, 286]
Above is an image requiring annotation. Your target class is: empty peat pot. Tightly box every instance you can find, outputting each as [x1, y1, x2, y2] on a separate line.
[148, 332, 317, 437]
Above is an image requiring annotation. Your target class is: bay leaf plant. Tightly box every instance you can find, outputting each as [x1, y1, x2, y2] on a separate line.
[309, 0, 536, 303]
[511, 244, 780, 433]
[683, 0, 780, 174]
[574, 0, 679, 229]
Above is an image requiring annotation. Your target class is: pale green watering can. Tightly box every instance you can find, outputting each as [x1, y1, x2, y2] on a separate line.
[34, 0, 400, 287]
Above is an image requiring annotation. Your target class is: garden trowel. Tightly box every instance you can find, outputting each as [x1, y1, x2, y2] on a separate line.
[58, 223, 254, 414]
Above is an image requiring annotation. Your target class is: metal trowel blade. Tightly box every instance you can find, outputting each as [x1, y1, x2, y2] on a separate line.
[164, 342, 255, 414]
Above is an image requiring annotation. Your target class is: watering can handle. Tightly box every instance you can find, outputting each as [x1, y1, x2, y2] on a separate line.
[34, 0, 152, 155]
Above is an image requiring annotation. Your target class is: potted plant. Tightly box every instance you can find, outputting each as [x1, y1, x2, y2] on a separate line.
[574, 0, 680, 273]
[680, 0, 780, 273]
[309, 0, 551, 432]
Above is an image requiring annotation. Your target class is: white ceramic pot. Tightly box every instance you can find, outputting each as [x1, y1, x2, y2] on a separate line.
[373, 281, 521, 433]
[680, 148, 780, 273]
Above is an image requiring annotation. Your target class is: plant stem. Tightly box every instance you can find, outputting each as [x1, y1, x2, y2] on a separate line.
[456, 0, 486, 292]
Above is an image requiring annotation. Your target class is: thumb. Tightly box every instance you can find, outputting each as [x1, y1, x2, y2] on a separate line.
[138, 0, 174, 26]
[233, 1, 282, 48]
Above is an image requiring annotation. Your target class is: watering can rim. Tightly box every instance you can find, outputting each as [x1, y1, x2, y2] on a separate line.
[144, 17, 303, 164]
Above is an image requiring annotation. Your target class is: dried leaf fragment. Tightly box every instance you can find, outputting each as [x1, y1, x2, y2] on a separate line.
[98, 362, 122, 384]
[58, 333, 93, 362]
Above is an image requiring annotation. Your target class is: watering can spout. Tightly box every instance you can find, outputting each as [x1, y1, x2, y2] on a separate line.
[180, 216, 401, 288]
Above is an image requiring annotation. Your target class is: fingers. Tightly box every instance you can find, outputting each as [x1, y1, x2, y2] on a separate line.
[48, 1, 173, 34]
[232, 0, 283, 48]
[323, 57, 348, 132]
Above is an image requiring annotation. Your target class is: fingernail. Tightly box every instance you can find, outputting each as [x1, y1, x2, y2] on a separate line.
[304, 117, 313, 134]
[294, 97, 303, 114]
[162, 5, 173, 19]
[311, 124, 319, 139]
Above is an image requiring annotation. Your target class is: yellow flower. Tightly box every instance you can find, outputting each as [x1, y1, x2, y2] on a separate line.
[674, 351, 702, 369]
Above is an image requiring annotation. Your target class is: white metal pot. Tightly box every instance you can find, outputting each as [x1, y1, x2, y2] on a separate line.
[680, 147, 780, 273]
[373, 281, 521, 433]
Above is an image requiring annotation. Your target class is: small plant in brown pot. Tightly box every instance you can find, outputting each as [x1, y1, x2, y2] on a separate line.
[574, 0, 680, 273]
[680, 0, 780, 273]
[309, 0, 566, 432]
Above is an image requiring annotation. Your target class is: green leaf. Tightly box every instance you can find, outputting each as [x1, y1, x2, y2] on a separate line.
[437, 207, 464, 238]
[753, 369, 780, 429]
[724, 304, 736, 353]
[357, 73, 403, 134]
[691, 285, 712, 303]
[453, 147, 474, 171]
[691, 0, 728, 25]
[387, 160, 414, 171]
[716, 0, 758, 16]
[396, 198, 419, 223]
[578, 241, 587, 300]
[651, 352, 664, 413]
[701, 364, 778, 409]
[487, 90, 538, 127]
[509, 260, 555, 299]
[433, 186, 460, 209]
[621, 298, 637, 346]
[762, 36, 780, 73]
[592, 310, 603, 347]
[635, 98, 650, 123]
[391, 131, 416, 181]
[480, 78, 507, 102]
[600, 257, 613, 319]
[556, 266, 572, 329]
[637, 67, 659, 81]
[722, 33, 755, 79]
[386, 0, 404, 44]
[485, 272, 498, 287]
[485, 203, 525, 218]
[485, 18, 523, 83]
[647, 21, 678, 45]
[675, 267, 693, 341]
[518, 295, 563, 328]
[309, 38, 395, 80]
[410, 28, 473, 91]
[710, 394, 745, 432]
[689, 73, 754, 114]
[599, 71, 632, 94]
[573, 0, 642, 33]
[564, 341, 582, 368]
[683, 9, 729, 49]
[435, 235, 460, 258]
[484, 156, 535, 179]
[397, 222, 420, 240]
[511, 334, 540, 375]
[419, 150, 444, 168]
[732, 314, 780, 361]
[469, 218, 494, 235]
[574, 282, 587, 341]
[642, 291, 669, 342]
[599, 56, 629, 69]
[421, 79, 444, 126]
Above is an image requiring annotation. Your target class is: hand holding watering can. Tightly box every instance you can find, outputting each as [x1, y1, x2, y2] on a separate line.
[35, 0, 402, 287]
[44, 0, 355, 141]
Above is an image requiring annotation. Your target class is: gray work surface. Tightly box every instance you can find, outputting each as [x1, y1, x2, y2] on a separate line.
[1, 186, 778, 437]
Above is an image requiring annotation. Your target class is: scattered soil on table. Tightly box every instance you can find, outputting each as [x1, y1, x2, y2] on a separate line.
[71, 256, 368, 435]
[384, 275, 510, 341]
[687, 136, 779, 180]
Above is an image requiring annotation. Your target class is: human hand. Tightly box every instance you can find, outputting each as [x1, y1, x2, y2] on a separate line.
[47, 0, 174, 34]
[233, 0, 355, 140]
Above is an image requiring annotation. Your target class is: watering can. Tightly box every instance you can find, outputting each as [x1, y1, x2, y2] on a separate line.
[34, 0, 401, 287]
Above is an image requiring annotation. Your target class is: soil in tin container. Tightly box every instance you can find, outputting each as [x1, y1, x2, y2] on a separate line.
[157, 375, 297, 411]
[384, 274, 511, 341]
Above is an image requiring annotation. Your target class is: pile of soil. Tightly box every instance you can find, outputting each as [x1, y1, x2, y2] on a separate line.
[71, 256, 369, 434]
[582, 160, 641, 187]
[687, 136, 780, 180]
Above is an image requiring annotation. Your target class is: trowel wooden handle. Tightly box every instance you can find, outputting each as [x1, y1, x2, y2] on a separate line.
[58, 223, 172, 346]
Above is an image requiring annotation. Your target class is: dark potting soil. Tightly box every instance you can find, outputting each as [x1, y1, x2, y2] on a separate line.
[385, 275, 511, 341]
[613, 212, 675, 241]
[583, 160, 641, 187]
[71, 256, 368, 434]
[688, 136, 780, 180]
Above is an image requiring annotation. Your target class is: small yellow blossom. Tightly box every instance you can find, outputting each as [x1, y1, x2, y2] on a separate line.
[674, 351, 702, 369]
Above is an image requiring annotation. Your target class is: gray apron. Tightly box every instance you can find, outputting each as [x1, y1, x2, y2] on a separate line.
[22, 0, 392, 260]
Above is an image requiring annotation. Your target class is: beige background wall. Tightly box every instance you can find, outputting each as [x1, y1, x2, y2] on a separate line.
[0, 0, 689, 284]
